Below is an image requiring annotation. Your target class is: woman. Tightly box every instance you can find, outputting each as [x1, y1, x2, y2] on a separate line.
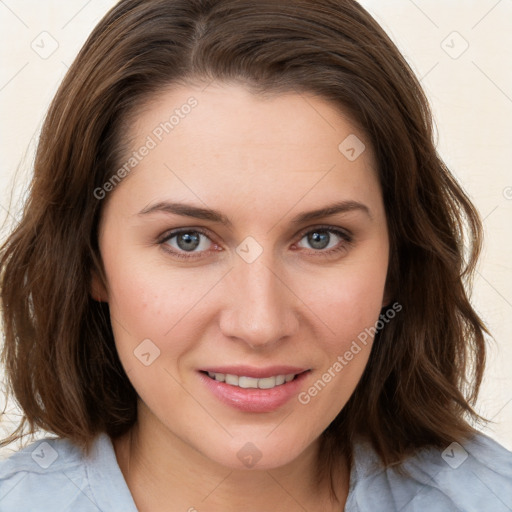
[0, 1, 511, 510]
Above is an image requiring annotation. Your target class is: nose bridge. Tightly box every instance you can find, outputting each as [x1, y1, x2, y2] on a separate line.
[220, 249, 298, 348]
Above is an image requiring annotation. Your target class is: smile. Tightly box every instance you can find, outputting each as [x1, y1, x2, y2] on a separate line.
[205, 371, 297, 389]
[198, 367, 311, 413]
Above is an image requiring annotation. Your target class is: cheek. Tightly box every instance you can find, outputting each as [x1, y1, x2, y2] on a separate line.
[107, 269, 165, 333]
[312, 256, 388, 346]
[297, 276, 380, 420]
[101, 232, 190, 333]
[299, 251, 388, 409]
[103, 254, 220, 379]
[100, 249, 165, 345]
[104, 268, 197, 406]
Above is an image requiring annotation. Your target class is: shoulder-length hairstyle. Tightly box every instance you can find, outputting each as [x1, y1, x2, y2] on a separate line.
[1, 0, 488, 499]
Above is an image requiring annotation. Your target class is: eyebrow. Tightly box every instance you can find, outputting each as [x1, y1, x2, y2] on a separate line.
[138, 199, 372, 226]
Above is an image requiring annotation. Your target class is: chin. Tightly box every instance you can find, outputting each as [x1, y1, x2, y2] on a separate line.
[201, 432, 314, 471]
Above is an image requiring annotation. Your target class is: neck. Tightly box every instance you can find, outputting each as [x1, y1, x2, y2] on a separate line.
[112, 404, 349, 512]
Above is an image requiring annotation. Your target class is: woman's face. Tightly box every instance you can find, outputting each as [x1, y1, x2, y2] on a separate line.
[96, 82, 390, 470]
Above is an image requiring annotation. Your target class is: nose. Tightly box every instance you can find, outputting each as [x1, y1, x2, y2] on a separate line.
[218, 254, 300, 350]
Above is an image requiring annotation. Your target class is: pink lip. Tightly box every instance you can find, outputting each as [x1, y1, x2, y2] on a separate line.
[199, 365, 308, 379]
[198, 368, 310, 413]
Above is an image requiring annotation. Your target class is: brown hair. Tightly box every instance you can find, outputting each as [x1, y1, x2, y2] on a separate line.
[1, 0, 489, 501]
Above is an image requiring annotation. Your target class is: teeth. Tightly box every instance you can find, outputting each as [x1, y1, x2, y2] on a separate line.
[225, 374, 239, 386]
[256, 376, 275, 389]
[239, 376, 260, 388]
[206, 372, 298, 389]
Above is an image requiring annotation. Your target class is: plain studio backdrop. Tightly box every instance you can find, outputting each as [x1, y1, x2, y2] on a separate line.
[0, 0, 511, 458]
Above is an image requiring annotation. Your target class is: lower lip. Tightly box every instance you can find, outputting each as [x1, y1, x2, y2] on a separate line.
[198, 371, 310, 413]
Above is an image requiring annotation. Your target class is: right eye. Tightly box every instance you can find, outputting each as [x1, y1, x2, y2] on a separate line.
[159, 229, 219, 259]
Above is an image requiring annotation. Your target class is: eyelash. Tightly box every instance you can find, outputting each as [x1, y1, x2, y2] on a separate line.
[157, 225, 354, 260]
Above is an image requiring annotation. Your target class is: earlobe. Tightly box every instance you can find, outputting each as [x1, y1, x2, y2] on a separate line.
[381, 282, 394, 309]
[382, 261, 397, 308]
[90, 272, 108, 302]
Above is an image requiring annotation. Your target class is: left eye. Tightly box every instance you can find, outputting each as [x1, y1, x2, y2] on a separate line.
[296, 228, 350, 251]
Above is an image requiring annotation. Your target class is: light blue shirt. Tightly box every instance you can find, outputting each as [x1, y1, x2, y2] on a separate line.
[0, 431, 511, 511]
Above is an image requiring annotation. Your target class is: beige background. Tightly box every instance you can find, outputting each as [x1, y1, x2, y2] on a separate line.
[1, 0, 511, 457]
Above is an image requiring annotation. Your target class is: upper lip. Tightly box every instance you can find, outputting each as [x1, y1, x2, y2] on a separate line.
[199, 366, 309, 379]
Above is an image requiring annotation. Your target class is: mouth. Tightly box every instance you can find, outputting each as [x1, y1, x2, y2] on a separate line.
[198, 366, 311, 413]
[200, 370, 305, 390]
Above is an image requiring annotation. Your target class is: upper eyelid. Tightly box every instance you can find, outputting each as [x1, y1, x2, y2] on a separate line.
[296, 224, 352, 239]
[159, 225, 352, 248]
[158, 227, 214, 244]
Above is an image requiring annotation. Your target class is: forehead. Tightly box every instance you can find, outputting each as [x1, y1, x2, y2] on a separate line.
[107, 82, 383, 222]
[131, 81, 373, 164]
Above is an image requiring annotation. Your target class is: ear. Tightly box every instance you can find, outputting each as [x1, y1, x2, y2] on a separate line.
[90, 271, 108, 303]
[381, 293, 392, 309]
[381, 277, 395, 309]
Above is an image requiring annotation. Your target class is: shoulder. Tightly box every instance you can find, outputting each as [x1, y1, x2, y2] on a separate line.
[0, 432, 137, 512]
[346, 432, 512, 512]
[0, 435, 93, 511]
